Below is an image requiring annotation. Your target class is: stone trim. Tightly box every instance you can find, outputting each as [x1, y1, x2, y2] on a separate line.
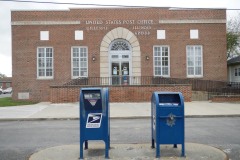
[12, 21, 81, 25]
[159, 19, 226, 24]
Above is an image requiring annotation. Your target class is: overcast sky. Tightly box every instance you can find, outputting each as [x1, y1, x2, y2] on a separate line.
[0, 0, 240, 77]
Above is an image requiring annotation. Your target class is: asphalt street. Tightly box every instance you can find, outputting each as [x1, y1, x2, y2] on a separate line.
[0, 118, 239, 160]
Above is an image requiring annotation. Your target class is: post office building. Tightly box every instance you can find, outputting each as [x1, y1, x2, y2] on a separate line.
[11, 8, 227, 102]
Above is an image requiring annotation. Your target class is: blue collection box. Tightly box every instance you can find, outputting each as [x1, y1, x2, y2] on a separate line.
[79, 88, 110, 159]
[151, 92, 185, 158]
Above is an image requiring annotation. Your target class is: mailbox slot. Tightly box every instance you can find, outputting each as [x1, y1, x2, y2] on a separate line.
[82, 90, 102, 110]
[158, 94, 180, 106]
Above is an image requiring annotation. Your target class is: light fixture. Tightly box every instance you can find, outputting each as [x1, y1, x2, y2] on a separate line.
[92, 56, 96, 61]
[146, 56, 149, 60]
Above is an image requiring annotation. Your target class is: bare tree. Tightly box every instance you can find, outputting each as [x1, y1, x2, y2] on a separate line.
[227, 13, 240, 59]
[0, 73, 7, 78]
[227, 12, 240, 33]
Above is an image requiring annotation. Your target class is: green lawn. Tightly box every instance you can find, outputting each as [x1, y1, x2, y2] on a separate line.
[0, 97, 37, 107]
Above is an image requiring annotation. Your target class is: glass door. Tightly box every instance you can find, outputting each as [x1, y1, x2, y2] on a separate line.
[121, 62, 129, 85]
[111, 62, 120, 85]
[111, 61, 129, 85]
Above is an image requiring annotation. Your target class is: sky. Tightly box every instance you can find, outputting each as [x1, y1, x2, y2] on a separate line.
[0, 0, 240, 77]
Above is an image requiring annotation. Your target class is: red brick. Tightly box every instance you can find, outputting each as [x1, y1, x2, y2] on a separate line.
[11, 8, 226, 102]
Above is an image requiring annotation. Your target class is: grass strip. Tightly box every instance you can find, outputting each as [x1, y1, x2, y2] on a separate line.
[0, 97, 37, 107]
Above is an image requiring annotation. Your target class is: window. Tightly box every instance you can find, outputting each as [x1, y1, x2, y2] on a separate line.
[235, 68, 240, 76]
[37, 47, 53, 79]
[72, 47, 88, 78]
[186, 45, 203, 77]
[122, 55, 129, 58]
[111, 55, 119, 58]
[235, 68, 238, 76]
[6, 83, 10, 88]
[110, 40, 130, 51]
[153, 46, 170, 77]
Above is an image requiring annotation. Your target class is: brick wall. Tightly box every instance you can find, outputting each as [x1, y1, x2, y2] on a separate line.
[211, 95, 240, 102]
[0, 77, 12, 90]
[11, 8, 226, 101]
[50, 85, 192, 103]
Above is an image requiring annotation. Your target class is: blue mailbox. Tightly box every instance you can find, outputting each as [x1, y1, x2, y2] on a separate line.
[79, 88, 110, 159]
[151, 92, 185, 158]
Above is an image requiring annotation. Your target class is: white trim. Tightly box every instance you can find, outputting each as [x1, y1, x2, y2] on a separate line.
[186, 45, 203, 78]
[40, 31, 49, 40]
[190, 29, 199, 39]
[37, 47, 54, 79]
[159, 19, 226, 24]
[11, 9, 70, 11]
[75, 30, 83, 40]
[71, 46, 88, 79]
[187, 75, 203, 78]
[157, 30, 166, 39]
[37, 77, 54, 80]
[12, 21, 81, 26]
[228, 66, 232, 82]
[153, 45, 170, 77]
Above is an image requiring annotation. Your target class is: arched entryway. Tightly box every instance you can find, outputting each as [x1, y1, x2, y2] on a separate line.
[100, 27, 141, 85]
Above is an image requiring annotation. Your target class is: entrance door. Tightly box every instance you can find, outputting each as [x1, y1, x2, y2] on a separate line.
[109, 39, 132, 85]
[111, 61, 129, 85]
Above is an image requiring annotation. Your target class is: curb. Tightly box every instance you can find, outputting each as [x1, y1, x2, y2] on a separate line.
[1, 115, 240, 121]
[29, 143, 229, 160]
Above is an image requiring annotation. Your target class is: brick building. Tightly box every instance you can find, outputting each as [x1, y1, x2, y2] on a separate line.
[11, 8, 227, 102]
[0, 77, 12, 90]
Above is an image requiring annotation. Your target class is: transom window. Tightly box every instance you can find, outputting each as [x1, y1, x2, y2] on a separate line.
[37, 47, 53, 79]
[71, 47, 88, 78]
[111, 55, 119, 58]
[186, 45, 203, 77]
[153, 46, 170, 77]
[110, 40, 130, 51]
[109, 40, 131, 61]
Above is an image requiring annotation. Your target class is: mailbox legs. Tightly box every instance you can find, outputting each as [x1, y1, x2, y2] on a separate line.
[154, 143, 185, 158]
[151, 139, 155, 148]
[181, 143, 185, 157]
[80, 140, 84, 159]
[105, 140, 109, 159]
[80, 140, 110, 159]
[84, 141, 88, 150]
[156, 144, 160, 158]
[151, 139, 160, 158]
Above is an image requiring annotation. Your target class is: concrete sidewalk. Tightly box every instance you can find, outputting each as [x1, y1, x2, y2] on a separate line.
[0, 101, 240, 120]
[29, 143, 228, 160]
